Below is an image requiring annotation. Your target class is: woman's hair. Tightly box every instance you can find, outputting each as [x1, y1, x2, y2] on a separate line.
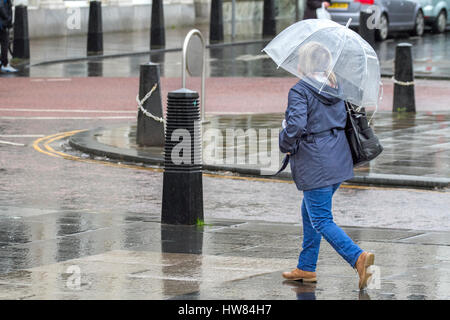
[297, 41, 337, 87]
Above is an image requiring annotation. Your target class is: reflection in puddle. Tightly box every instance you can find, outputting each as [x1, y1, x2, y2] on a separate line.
[283, 280, 317, 300]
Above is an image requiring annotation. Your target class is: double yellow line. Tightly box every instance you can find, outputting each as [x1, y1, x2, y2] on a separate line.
[32, 130, 448, 193]
[33, 130, 82, 159]
[32, 130, 164, 172]
[31, 130, 298, 183]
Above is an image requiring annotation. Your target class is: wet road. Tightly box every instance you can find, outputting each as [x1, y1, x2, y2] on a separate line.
[2, 29, 450, 78]
[0, 117, 449, 231]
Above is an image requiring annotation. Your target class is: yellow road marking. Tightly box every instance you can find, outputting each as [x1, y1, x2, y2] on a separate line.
[32, 131, 72, 158]
[33, 130, 448, 193]
[36, 130, 164, 172]
[202, 172, 292, 183]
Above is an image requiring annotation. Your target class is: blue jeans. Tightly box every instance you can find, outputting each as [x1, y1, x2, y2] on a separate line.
[297, 183, 363, 272]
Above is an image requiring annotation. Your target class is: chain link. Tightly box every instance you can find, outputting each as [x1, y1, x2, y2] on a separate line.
[136, 83, 165, 123]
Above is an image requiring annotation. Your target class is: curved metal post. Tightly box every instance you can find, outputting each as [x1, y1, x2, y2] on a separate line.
[182, 29, 206, 123]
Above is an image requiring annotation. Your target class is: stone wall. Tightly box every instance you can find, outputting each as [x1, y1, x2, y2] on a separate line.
[196, 0, 304, 35]
[15, 0, 303, 38]
[17, 0, 196, 39]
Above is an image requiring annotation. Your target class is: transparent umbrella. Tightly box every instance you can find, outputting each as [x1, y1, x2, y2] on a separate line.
[262, 19, 381, 109]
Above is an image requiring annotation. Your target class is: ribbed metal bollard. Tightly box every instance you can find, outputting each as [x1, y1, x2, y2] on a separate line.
[393, 43, 416, 112]
[12, 5, 30, 60]
[359, 10, 375, 49]
[136, 62, 165, 146]
[209, 0, 224, 43]
[87, 1, 103, 56]
[150, 0, 165, 48]
[161, 88, 203, 225]
[262, 0, 276, 37]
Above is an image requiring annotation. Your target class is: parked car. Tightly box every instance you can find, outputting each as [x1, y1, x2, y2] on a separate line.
[327, 0, 425, 41]
[413, 0, 449, 32]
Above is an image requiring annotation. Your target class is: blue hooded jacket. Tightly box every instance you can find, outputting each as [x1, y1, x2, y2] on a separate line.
[279, 78, 354, 191]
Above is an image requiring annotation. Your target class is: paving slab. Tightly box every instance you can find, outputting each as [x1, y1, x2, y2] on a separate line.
[0, 207, 448, 300]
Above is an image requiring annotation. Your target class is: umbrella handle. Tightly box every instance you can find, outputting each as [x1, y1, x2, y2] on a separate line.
[345, 18, 352, 28]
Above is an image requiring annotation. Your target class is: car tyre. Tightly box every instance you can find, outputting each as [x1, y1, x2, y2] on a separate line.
[432, 10, 447, 33]
[375, 13, 389, 41]
[411, 10, 425, 36]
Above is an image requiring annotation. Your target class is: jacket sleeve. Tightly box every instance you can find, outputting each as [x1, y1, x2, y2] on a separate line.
[279, 88, 308, 154]
[307, 0, 326, 10]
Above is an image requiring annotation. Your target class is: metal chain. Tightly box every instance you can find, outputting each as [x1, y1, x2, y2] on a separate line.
[136, 83, 165, 123]
[392, 77, 415, 86]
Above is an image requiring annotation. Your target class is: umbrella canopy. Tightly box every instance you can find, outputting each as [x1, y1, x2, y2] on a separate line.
[262, 19, 381, 108]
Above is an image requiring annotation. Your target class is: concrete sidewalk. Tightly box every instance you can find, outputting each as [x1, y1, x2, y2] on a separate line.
[26, 24, 264, 66]
[0, 212, 448, 300]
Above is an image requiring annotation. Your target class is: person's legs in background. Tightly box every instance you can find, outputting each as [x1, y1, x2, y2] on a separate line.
[0, 28, 9, 66]
[0, 28, 17, 72]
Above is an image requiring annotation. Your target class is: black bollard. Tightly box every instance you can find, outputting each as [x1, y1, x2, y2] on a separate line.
[161, 88, 204, 225]
[161, 225, 204, 254]
[136, 62, 165, 146]
[262, 0, 276, 37]
[150, 0, 165, 48]
[393, 43, 416, 112]
[359, 10, 375, 49]
[209, 0, 224, 43]
[87, 1, 103, 56]
[12, 5, 30, 60]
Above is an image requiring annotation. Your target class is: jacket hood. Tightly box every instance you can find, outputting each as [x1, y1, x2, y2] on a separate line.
[298, 78, 343, 105]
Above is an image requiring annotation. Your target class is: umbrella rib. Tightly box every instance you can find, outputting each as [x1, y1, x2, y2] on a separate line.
[319, 31, 348, 93]
[355, 35, 381, 108]
[273, 26, 338, 68]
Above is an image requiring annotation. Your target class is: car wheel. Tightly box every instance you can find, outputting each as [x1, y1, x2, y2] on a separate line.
[375, 14, 389, 41]
[432, 10, 447, 33]
[411, 11, 425, 36]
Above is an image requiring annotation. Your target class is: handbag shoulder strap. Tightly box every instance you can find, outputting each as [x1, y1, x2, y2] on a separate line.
[271, 154, 290, 176]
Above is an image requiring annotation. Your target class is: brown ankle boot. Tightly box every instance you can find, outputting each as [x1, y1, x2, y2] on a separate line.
[282, 268, 317, 282]
[355, 251, 375, 290]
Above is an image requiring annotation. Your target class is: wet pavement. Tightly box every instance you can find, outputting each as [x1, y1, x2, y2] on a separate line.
[67, 111, 450, 189]
[0, 209, 449, 299]
[3, 27, 450, 79]
[0, 116, 449, 299]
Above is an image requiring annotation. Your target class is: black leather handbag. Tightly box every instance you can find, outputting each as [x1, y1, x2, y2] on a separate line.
[344, 101, 383, 167]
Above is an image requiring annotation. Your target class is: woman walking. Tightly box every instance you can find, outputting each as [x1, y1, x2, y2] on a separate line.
[279, 42, 375, 290]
